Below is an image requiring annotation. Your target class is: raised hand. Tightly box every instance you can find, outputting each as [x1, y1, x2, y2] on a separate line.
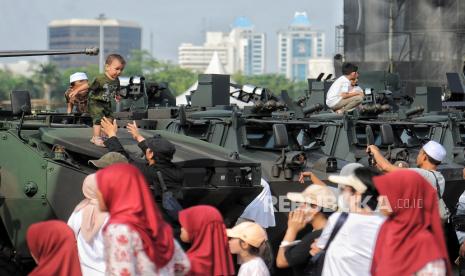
[101, 117, 118, 138]
[127, 121, 145, 142]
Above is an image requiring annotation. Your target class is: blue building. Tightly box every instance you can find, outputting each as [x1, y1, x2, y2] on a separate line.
[229, 17, 266, 75]
[278, 12, 326, 80]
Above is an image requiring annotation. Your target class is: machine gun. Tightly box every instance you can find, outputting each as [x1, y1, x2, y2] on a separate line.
[230, 83, 288, 114]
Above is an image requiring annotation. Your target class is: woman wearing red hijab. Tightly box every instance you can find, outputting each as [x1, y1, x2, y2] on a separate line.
[96, 163, 190, 276]
[179, 205, 235, 276]
[372, 170, 450, 276]
[27, 220, 82, 276]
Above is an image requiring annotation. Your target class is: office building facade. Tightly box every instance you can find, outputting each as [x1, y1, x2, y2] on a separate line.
[48, 18, 141, 69]
[178, 17, 266, 75]
[278, 12, 326, 81]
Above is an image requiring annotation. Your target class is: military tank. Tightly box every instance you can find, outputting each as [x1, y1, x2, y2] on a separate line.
[0, 49, 262, 275]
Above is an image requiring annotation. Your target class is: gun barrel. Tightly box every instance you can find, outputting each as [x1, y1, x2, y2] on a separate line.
[0, 47, 99, 57]
[405, 106, 424, 117]
[303, 104, 323, 115]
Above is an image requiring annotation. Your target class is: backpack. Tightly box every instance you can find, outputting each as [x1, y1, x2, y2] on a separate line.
[304, 212, 349, 276]
[429, 170, 451, 223]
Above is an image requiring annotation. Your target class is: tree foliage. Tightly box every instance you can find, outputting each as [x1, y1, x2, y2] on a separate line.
[232, 73, 308, 99]
[0, 49, 308, 103]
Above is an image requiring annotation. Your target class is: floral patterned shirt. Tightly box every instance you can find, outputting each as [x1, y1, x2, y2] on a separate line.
[104, 224, 190, 276]
[414, 259, 446, 276]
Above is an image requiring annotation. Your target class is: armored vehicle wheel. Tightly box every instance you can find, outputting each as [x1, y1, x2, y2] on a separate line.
[0, 245, 28, 276]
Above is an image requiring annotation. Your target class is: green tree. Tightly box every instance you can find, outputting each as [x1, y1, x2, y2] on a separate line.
[0, 70, 41, 101]
[1, 49, 309, 108]
[232, 73, 308, 100]
[32, 63, 61, 108]
[123, 50, 196, 95]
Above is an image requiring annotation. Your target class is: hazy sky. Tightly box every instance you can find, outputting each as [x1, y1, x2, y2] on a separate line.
[0, 0, 343, 72]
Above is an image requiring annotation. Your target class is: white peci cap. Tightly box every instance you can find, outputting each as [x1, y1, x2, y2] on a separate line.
[422, 140, 446, 163]
[69, 72, 88, 83]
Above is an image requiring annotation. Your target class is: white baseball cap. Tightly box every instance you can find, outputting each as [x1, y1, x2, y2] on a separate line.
[287, 185, 338, 211]
[422, 140, 446, 162]
[339, 163, 363, 177]
[69, 72, 88, 83]
[328, 174, 367, 194]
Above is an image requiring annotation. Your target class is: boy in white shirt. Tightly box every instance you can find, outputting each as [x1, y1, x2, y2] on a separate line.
[326, 63, 364, 113]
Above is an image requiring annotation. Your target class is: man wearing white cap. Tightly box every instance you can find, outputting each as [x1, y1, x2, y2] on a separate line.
[367, 140, 446, 197]
[65, 72, 89, 113]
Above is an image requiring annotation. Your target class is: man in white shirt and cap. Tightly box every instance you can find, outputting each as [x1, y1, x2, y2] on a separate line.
[325, 63, 364, 114]
[65, 72, 89, 114]
[367, 140, 446, 197]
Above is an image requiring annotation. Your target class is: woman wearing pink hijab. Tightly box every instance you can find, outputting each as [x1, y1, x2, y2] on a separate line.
[68, 173, 109, 275]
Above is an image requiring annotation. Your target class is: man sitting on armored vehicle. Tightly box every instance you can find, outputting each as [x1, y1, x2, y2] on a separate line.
[326, 63, 364, 114]
[99, 117, 184, 202]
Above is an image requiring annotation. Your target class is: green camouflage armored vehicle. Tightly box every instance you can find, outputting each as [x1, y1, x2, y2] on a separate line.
[0, 50, 262, 274]
[116, 74, 351, 250]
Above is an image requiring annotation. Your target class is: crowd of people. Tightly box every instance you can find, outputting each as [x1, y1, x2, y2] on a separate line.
[23, 56, 465, 275]
[26, 140, 460, 276]
[276, 160, 452, 275]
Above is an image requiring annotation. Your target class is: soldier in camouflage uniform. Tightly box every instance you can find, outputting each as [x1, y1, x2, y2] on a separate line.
[88, 54, 126, 147]
[64, 72, 89, 114]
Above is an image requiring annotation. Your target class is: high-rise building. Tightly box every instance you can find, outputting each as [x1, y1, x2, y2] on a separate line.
[178, 32, 230, 73]
[228, 17, 266, 75]
[178, 17, 266, 75]
[278, 12, 326, 81]
[48, 18, 141, 69]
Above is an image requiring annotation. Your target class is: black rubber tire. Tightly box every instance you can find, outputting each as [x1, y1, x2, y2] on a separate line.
[0, 255, 23, 276]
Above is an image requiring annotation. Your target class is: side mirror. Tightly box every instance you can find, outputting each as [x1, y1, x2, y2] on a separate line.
[366, 125, 375, 145]
[10, 90, 31, 116]
[273, 124, 289, 148]
[380, 124, 395, 145]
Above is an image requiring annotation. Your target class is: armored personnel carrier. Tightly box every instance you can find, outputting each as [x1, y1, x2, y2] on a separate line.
[118, 74, 351, 250]
[0, 50, 262, 274]
[300, 71, 465, 210]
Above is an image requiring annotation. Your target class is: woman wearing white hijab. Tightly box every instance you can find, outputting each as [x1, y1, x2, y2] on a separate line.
[68, 173, 109, 275]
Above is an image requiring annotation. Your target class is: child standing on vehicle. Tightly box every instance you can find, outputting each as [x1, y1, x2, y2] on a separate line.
[88, 54, 125, 147]
[65, 72, 89, 114]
